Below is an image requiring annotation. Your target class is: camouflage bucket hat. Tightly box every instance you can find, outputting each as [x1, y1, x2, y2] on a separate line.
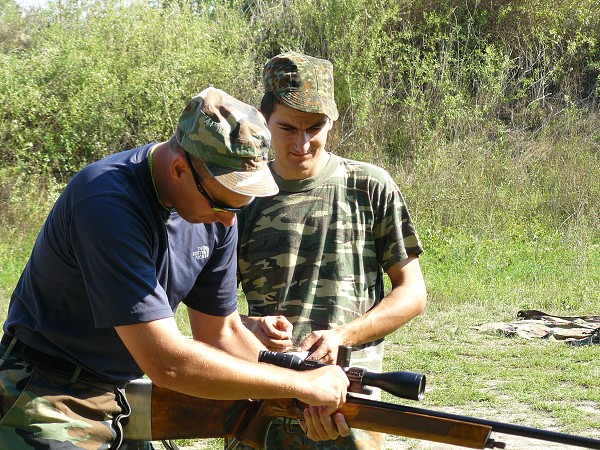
[263, 51, 339, 120]
[177, 87, 278, 197]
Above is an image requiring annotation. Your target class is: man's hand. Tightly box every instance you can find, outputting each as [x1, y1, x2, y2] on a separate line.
[242, 315, 293, 351]
[299, 406, 351, 441]
[296, 365, 348, 410]
[298, 329, 344, 365]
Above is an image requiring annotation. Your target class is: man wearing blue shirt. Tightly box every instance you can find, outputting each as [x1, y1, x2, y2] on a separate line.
[0, 87, 349, 449]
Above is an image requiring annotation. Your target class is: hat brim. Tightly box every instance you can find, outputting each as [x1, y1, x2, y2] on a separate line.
[275, 91, 339, 121]
[205, 162, 279, 197]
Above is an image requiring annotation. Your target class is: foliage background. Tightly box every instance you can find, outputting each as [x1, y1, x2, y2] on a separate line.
[1, 0, 599, 447]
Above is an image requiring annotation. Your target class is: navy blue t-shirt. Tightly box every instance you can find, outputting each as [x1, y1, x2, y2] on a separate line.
[4, 144, 239, 381]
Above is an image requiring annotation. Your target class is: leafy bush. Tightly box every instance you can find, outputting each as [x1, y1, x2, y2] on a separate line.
[244, 0, 599, 155]
[2, 0, 598, 178]
[0, 0, 598, 242]
[0, 0, 257, 180]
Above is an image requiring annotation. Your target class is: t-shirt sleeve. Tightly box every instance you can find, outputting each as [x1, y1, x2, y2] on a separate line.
[372, 169, 423, 272]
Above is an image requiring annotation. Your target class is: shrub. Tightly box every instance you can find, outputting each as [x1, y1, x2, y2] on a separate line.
[0, 0, 257, 181]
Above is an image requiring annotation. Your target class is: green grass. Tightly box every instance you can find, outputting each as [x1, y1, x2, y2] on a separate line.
[420, 228, 599, 314]
[381, 325, 600, 450]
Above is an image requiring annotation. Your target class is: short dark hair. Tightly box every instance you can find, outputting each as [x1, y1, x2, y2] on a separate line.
[259, 92, 280, 122]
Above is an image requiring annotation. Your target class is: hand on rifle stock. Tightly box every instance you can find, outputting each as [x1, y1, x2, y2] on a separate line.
[299, 405, 351, 442]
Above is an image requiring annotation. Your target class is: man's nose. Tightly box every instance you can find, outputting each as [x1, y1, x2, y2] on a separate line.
[293, 131, 311, 151]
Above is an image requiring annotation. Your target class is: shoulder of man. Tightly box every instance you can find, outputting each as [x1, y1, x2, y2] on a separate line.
[336, 156, 398, 187]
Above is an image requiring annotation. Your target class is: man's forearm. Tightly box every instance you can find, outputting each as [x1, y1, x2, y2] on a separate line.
[239, 314, 259, 332]
[336, 286, 425, 347]
[214, 319, 267, 361]
[341, 256, 428, 346]
[309, 257, 427, 351]
[200, 314, 267, 361]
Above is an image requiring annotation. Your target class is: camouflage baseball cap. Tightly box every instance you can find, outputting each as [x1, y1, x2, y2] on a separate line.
[177, 87, 278, 197]
[263, 51, 339, 120]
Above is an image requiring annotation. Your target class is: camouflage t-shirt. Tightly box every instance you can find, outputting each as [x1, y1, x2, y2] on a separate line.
[237, 153, 423, 371]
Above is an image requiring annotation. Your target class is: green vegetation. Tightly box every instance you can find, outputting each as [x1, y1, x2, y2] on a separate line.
[1, 0, 598, 448]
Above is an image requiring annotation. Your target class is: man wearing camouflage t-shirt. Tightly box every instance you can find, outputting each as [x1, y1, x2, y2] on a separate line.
[236, 52, 427, 449]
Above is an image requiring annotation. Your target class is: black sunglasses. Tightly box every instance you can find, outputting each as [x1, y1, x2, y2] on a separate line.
[184, 152, 252, 213]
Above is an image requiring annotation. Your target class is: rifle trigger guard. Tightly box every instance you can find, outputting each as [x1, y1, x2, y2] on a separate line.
[282, 398, 306, 437]
[282, 418, 305, 436]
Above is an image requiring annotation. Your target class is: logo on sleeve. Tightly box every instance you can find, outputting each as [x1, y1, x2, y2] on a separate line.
[193, 246, 210, 260]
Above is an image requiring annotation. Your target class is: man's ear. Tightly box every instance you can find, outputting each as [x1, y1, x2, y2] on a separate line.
[171, 152, 188, 181]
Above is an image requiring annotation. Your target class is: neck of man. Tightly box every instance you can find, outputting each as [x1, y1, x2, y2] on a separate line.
[149, 141, 174, 209]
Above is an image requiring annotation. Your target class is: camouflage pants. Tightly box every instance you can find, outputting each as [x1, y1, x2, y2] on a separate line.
[227, 418, 384, 450]
[0, 349, 151, 449]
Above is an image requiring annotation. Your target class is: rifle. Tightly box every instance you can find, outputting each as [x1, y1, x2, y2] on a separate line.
[123, 347, 600, 449]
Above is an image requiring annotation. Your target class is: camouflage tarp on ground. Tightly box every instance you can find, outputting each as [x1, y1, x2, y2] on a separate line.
[473, 310, 600, 346]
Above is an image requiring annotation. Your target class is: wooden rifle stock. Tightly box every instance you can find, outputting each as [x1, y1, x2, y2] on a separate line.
[123, 379, 253, 442]
[236, 395, 493, 449]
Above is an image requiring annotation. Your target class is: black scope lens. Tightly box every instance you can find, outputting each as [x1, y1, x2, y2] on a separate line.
[362, 370, 426, 401]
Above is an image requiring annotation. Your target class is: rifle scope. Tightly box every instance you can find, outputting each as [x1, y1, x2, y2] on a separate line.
[259, 350, 426, 401]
